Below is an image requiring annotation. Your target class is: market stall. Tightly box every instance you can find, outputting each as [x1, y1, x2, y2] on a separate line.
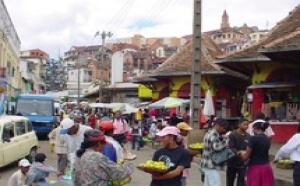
[246, 82, 300, 143]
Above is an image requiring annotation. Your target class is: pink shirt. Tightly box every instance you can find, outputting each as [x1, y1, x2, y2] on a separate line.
[113, 119, 130, 135]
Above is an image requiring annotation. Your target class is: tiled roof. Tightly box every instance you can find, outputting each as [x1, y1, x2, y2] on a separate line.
[151, 57, 167, 64]
[217, 4, 300, 60]
[131, 51, 151, 59]
[70, 46, 85, 52]
[111, 43, 139, 53]
[84, 45, 102, 52]
[263, 30, 300, 49]
[153, 36, 223, 74]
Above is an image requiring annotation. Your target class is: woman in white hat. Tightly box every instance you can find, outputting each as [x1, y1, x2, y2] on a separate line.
[149, 126, 191, 186]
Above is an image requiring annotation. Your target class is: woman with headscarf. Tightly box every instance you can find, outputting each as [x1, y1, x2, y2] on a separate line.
[73, 129, 134, 186]
[238, 120, 274, 186]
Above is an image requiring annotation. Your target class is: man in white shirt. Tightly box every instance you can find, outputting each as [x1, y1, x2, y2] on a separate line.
[274, 126, 300, 185]
[7, 159, 31, 186]
[55, 119, 71, 174]
[100, 120, 124, 161]
[61, 116, 91, 170]
[246, 112, 275, 138]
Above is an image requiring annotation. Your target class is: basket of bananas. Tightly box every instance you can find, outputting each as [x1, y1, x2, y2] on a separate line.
[188, 143, 204, 155]
[108, 177, 131, 186]
[276, 158, 294, 169]
[137, 160, 168, 174]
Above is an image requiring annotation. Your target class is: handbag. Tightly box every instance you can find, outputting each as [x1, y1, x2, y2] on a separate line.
[211, 147, 235, 165]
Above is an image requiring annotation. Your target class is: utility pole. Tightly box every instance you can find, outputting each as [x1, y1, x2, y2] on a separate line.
[97, 31, 112, 103]
[190, 0, 202, 128]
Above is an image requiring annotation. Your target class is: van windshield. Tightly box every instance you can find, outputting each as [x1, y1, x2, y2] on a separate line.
[16, 99, 53, 116]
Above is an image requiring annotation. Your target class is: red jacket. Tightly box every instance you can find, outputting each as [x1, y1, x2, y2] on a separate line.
[88, 115, 97, 129]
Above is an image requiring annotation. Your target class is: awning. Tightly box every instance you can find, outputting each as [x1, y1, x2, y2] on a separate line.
[247, 82, 300, 89]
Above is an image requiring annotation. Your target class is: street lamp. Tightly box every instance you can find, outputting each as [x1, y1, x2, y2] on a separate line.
[95, 31, 112, 103]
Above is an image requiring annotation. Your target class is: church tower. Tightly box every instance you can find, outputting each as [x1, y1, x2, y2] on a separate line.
[221, 10, 230, 29]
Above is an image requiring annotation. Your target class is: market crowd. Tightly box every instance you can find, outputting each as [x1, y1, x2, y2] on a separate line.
[7, 108, 300, 186]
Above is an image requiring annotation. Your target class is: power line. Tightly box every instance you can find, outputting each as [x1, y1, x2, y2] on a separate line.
[123, 0, 178, 37]
[91, 0, 135, 44]
[106, 0, 135, 31]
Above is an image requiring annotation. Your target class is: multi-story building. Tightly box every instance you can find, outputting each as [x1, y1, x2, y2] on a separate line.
[44, 58, 67, 91]
[249, 30, 269, 43]
[64, 45, 109, 67]
[20, 59, 40, 93]
[0, 0, 22, 103]
[66, 68, 92, 101]
[20, 49, 48, 93]
[63, 45, 111, 101]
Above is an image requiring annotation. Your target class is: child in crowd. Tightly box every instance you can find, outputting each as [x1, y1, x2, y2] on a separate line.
[25, 153, 62, 185]
[130, 120, 142, 150]
[149, 119, 159, 140]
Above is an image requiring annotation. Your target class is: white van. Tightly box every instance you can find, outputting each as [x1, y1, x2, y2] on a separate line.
[0, 116, 39, 167]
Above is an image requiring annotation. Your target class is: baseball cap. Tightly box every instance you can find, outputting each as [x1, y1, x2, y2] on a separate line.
[84, 129, 106, 142]
[156, 126, 180, 137]
[19, 159, 31, 167]
[177, 122, 193, 131]
[60, 118, 75, 129]
[99, 121, 115, 131]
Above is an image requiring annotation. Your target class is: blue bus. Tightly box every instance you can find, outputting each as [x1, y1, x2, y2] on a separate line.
[15, 94, 57, 135]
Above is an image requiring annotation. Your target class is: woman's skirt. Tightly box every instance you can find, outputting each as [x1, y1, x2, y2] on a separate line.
[246, 163, 274, 186]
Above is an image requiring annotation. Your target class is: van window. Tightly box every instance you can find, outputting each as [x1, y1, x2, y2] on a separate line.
[2, 123, 15, 140]
[27, 121, 33, 132]
[15, 121, 26, 135]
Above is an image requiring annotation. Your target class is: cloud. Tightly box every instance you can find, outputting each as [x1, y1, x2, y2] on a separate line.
[3, 0, 299, 58]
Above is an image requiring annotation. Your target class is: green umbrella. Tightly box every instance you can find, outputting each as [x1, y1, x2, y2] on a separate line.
[148, 97, 190, 109]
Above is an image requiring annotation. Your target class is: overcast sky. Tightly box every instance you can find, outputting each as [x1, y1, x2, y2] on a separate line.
[4, 0, 299, 58]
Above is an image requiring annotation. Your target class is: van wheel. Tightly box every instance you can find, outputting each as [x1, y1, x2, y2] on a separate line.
[27, 147, 37, 163]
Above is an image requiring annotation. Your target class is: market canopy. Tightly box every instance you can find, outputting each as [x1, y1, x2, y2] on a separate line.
[148, 97, 190, 109]
[89, 103, 110, 108]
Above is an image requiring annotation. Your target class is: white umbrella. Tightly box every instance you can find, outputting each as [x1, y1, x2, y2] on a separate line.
[117, 104, 139, 114]
[89, 103, 109, 108]
[203, 90, 215, 116]
[148, 97, 190, 109]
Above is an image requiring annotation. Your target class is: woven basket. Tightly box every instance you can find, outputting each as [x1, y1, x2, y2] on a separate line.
[276, 163, 293, 169]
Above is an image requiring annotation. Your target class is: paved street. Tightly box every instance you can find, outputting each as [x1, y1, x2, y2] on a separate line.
[0, 139, 211, 186]
[0, 139, 294, 186]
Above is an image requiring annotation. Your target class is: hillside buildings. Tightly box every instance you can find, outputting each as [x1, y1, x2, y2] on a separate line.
[205, 10, 269, 53]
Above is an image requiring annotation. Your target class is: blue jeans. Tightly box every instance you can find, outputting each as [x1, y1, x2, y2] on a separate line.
[131, 135, 141, 149]
[294, 162, 300, 186]
[201, 167, 221, 186]
[181, 177, 187, 186]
